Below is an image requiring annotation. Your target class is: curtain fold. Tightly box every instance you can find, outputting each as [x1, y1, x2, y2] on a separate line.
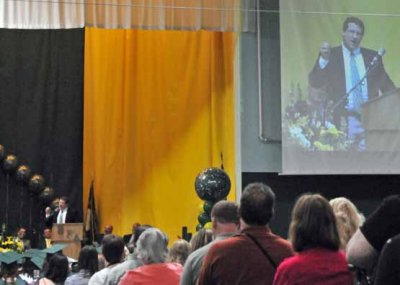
[85, 0, 255, 31]
[83, 28, 235, 239]
[0, 0, 255, 31]
[0, 0, 84, 29]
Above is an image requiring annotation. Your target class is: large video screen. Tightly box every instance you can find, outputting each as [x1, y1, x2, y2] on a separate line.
[280, 0, 400, 174]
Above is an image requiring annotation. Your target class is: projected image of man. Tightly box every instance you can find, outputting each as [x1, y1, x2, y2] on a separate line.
[309, 16, 396, 150]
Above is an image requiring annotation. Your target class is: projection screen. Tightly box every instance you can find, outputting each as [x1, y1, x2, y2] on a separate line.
[280, 0, 400, 174]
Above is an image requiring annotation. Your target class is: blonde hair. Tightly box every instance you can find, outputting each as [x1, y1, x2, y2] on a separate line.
[329, 197, 364, 250]
[167, 239, 191, 265]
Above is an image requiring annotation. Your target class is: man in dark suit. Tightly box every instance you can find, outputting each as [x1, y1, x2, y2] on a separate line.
[52, 196, 79, 224]
[309, 16, 396, 150]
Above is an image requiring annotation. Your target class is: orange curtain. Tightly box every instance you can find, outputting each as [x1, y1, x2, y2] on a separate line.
[83, 28, 235, 240]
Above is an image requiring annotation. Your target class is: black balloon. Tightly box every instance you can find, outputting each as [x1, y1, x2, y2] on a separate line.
[196, 224, 203, 231]
[195, 168, 231, 201]
[203, 200, 214, 215]
[16, 165, 32, 183]
[198, 212, 211, 225]
[2, 154, 18, 173]
[0, 145, 5, 161]
[28, 174, 46, 193]
[39, 187, 54, 202]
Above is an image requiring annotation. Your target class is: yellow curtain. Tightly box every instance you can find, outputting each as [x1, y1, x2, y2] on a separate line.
[83, 28, 235, 241]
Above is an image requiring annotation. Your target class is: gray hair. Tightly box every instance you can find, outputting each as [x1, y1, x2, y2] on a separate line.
[135, 228, 168, 264]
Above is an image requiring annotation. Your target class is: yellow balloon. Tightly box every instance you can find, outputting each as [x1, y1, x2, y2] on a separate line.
[203, 222, 212, 229]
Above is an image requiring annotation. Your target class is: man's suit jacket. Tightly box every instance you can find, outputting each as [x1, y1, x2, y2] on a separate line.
[52, 208, 79, 224]
[309, 46, 395, 127]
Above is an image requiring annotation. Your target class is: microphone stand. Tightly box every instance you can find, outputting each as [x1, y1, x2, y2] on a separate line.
[331, 60, 379, 112]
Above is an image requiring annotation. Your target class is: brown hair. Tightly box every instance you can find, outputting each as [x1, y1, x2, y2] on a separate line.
[189, 229, 213, 253]
[167, 239, 191, 265]
[211, 200, 239, 224]
[289, 194, 340, 252]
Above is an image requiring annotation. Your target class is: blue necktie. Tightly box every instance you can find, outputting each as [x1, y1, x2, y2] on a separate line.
[350, 52, 363, 112]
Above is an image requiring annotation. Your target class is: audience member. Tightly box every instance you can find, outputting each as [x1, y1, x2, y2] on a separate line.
[98, 225, 114, 244]
[123, 222, 141, 245]
[104, 225, 152, 285]
[181, 200, 239, 285]
[199, 183, 294, 285]
[119, 228, 183, 285]
[374, 233, 400, 285]
[167, 239, 191, 265]
[65, 245, 99, 285]
[37, 228, 53, 249]
[189, 229, 212, 253]
[347, 195, 400, 270]
[329, 197, 364, 250]
[88, 235, 125, 285]
[38, 254, 69, 285]
[273, 194, 352, 285]
[16, 227, 31, 250]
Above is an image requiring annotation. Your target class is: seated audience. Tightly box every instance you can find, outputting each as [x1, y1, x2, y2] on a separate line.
[273, 194, 353, 285]
[347, 195, 400, 270]
[98, 225, 114, 244]
[37, 228, 53, 249]
[374, 232, 400, 285]
[88, 234, 125, 285]
[167, 239, 191, 266]
[329, 197, 364, 250]
[181, 200, 239, 285]
[199, 183, 294, 285]
[16, 227, 31, 250]
[119, 228, 183, 285]
[65, 245, 99, 285]
[189, 229, 212, 253]
[123, 222, 141, 246]
[105, 225, 152, 285]
[38, 254, 69, 285]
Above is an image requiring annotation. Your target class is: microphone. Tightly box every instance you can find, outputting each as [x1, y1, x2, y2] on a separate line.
[368, 48, 385, 69]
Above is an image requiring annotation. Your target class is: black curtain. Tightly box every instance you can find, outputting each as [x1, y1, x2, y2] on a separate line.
[0, 28, 84, 235]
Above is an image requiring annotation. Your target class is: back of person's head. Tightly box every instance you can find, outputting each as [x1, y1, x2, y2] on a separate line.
[78, 245, 99, 276]
[239, 183, 275, 226]
[290, 194, 340, 252]
[343, 16, 365, 34]
[135, 228, 168, 265]
[133, 225, 153, 246]
[102, 234, 125, 265]
[189, 228, 213, 253]
[330, 197, 364, 249]
[45, 254, 69, 284]
[211, 200, 240, 225]
[167, 239, 191, 265]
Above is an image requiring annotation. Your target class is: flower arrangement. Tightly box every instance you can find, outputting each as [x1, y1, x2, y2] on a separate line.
[0, 236, 24, 253]
[283, 84, 350, 151]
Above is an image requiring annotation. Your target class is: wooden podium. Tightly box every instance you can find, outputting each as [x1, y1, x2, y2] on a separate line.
[52, 223, 83, 260]
[362, 88, 400, 150]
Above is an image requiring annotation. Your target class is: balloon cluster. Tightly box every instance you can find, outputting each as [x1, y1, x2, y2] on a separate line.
[194, 167, 231, 231]
[0, 144, 54, 201]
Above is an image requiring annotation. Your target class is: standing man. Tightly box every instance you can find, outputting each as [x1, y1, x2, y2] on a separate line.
[53, 196, 79, 224]
[309, 17, 396, 150]
[181, 200, 239, 285]
[198, 183, 294, 285]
